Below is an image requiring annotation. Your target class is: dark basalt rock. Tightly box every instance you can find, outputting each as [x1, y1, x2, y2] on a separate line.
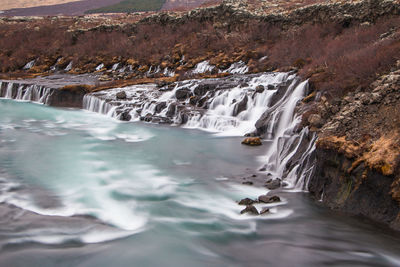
[240, 205, 259, 215]
[155, 101, 167, 113]
[166, 103, 177, 117]
[258, 195, 281, 203]
[119, 111, 131, 121]
[255, 85, 265, 93]
[194, 81, 217, 96]
[197, 96, 209, 108]
[47, 86, 88, 108]
[175, 88, 192, 100]
[233, 95, 248, 116]
[242, 181, 254, 185]
[238, 198, 257, 205]
[260, 207, 270, 214]
[309, 147, 400, 230]
[267, 84, 275, 90]
[265, 178, 281, 190]
[189, 96, 199, 105]
[140, 113, 153, 122]
[116, 91, 127, 100]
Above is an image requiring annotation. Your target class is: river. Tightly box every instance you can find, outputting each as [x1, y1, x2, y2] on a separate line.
[0, 98, 400, 266]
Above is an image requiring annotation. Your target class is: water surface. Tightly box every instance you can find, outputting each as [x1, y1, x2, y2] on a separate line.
[0, 99, 399, 266]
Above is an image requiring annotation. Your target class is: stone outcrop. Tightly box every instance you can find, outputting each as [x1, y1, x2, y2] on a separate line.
[0, 80, 90, 108]
[308, 68, 400, 230]
[47, 84, 91, 108]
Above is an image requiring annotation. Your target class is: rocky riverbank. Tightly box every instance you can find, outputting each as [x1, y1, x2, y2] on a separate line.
[307, 66, 400, 230]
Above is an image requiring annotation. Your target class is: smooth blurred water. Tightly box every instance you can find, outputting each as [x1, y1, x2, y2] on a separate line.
[0, 99, 400, 267]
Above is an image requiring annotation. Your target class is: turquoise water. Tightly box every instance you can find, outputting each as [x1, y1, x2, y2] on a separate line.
[1, 99, 400, 266]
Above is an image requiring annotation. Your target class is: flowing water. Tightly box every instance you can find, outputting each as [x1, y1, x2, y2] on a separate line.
[0, 76, 400, 266]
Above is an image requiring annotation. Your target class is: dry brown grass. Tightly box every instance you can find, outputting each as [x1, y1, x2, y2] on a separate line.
[318, 133, 400, 177]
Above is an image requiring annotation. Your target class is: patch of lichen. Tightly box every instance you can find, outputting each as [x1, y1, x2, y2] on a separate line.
[316, 136, 365, 159]
[318, 133, 400, 178]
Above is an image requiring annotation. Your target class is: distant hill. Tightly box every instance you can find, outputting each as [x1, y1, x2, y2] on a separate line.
[0, 0, 219, 16]
[85, 0, 166, 14]
[1, 0, 82, 10]
[162, 0, 220, 11]
[0, 0, 123, 16]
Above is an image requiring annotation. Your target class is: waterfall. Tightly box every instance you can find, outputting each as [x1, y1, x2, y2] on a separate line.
[82, 72, 316, 190]
[83, 94, 117, 116]
[0, 81, 54, 104]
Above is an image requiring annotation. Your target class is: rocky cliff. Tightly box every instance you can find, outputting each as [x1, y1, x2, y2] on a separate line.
[308, 66, 400, 229]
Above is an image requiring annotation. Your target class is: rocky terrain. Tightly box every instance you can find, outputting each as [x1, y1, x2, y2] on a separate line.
[307, 63, 400, 229]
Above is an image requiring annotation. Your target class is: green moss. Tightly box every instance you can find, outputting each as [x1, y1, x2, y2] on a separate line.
[336, 177, 353, 205]
[85, 0, 166, 14]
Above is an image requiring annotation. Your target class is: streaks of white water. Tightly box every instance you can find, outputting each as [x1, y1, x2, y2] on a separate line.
[65, 61, 73, 71]
[0, 82, 53, 104]
[96, 63, 104, 71]
[192, 61, 215, 74]
[23, 59, 36, 70]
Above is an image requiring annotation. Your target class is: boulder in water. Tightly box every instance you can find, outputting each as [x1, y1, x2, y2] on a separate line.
[241, 137, 262, 146]
[238, 198, 257, 205]
[240, 205, 259, 215]
[260, 207, 270, 214]
[119, 111, 131, 121]
[233, 95, 248, 116]
[265, 178, 281, 189]
[155, 102, 167, 113]
[258, 194, 281, 203]
[166, 103, 177, 117]
[255, 85, 265, 93]
[116, 91, 127, 100]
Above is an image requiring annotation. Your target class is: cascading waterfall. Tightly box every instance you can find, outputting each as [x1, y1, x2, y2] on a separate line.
[83, 94, 117, 116]
[0, 81, 54, 104]
[83, 72, 316, 190]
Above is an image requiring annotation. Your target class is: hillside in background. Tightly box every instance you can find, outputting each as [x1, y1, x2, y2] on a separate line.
[0, 0, 219, 16]
[85, 0, 165, 14]
[1, 0, 82, 10]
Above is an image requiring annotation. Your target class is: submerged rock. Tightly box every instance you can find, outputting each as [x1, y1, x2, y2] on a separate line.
[258, 195, 281, 203]
[240, 205, 259, 215]
[260, 207, 270, 214]
[265, 178, 281, 190]
[241, 137, 262, 146]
